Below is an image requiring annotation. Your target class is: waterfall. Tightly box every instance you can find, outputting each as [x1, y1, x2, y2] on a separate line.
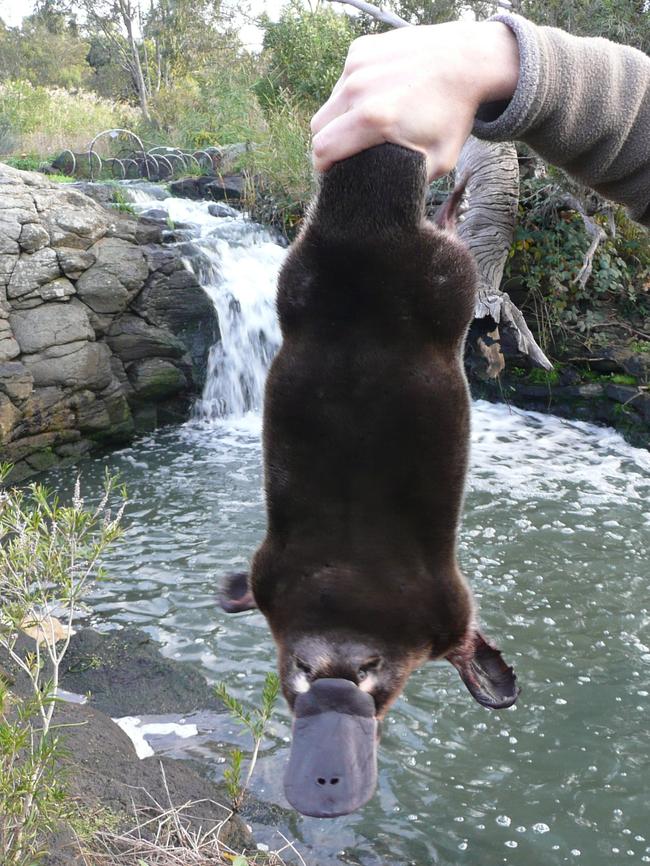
[123, 187, 286, 420]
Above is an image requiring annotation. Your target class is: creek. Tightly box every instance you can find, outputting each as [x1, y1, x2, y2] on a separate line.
[45, 190, 650, 866]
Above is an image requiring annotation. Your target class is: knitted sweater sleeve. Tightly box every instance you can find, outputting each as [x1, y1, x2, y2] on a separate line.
[472, 13, 650, 226]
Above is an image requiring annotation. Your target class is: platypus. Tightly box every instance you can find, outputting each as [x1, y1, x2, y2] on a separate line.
[219, 143, 519, 818]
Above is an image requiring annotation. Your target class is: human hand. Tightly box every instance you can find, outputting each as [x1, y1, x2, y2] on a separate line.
[311, 20, 519, 180]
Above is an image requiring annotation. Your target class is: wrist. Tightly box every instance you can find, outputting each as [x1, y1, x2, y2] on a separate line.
[472, 21, 520, 105]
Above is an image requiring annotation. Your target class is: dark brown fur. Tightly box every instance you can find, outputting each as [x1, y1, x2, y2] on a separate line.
[249, 144, 480, 716]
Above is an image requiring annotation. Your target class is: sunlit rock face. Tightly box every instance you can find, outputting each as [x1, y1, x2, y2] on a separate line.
[0, 163, 217, 480]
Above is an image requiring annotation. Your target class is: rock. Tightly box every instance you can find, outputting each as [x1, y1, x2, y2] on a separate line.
[7, 247, 61, 300]
[57, 246, 96, 279]
[0, 392, 19, 443]
[206, 174, 245, 201]
[0, 361, 33, 401]
[33, 186, 110, 249]
[169, 175, 215, 200]
[107, 314, 187, 363]
[76, 237, 148, 314]
[637, 393, 650, 423]
[23, 340, 113, 390]
[25, 448, 59, 471]
[3, 430, 70, 465]
[621, 352, 650, 385]
[10, 388, 73, 442]
[74, 386, 134, 442]
[19, 221, 50, 252]
[170, 173, 245, 201]
[42, 695, 253, 865]
[208, 201, 240, 218]
[60, 629, 227, 717]
[12, 276, 76, 308]
[0, 163, 213, 479]
[55, 438, 91, 459]
[127, 358, 187, 399]
[68, 181, 118, 207]
[0, 211, 22, 256]
[604, 383, 643, 406]
[9, 301, 94, 354]
[38, 276, 76, 302]
[133, 256, 218, 385]
[0, 318, 20, 361]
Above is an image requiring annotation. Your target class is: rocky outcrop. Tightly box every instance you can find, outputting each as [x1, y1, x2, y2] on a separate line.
[0, 164, 218, 481]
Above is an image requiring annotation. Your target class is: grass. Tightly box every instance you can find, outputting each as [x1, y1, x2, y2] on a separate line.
[0, 81, 138, 158]
[240, 95, 314, 237]
[84, 770, 304, 866]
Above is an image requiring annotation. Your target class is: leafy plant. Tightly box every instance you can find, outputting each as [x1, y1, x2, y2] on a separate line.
[214, 672, 280, 811]
[255, 1, 356, 113]
[504, 173, 650, 351]
[0, 466, 126, 866]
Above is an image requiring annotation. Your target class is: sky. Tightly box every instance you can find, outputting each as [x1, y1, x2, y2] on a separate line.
[0, 0, 288, 50]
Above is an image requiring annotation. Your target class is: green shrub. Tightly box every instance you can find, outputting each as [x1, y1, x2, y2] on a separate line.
[147, 64, 267, 150]
[240, 94, 314, 236]
[504, 174, 650, 349]
[214, 672, 280, 811]
[0, 468, 126, 866]
[255, 1, 356, 112]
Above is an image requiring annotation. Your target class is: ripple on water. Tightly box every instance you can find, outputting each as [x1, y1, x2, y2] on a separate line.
[43, 394, 650, 865]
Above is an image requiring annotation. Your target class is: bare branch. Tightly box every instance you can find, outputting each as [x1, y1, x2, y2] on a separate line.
[327, 0, 410, 28]
[554, 193, 607, 289]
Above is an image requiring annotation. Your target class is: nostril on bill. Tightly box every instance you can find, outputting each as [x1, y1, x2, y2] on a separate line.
[317, 777, 326, 785]
[330, 777, 339, 785]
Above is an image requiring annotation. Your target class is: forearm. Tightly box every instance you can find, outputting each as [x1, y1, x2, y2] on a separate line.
[473, 14, 650, 226]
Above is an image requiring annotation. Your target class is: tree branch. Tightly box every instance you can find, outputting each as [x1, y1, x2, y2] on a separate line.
[328, 0, 409, 28]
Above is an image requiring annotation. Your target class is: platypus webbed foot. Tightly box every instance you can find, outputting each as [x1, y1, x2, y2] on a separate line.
[219, 571, 257, 613]
[447, 631, 520, 710]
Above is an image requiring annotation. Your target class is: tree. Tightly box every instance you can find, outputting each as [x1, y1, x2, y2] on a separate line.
[75, 0, 152, 122]
[512, 0, 650, 53]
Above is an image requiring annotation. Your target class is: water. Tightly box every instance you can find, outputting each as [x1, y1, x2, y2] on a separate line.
[46, 190, 650, 865]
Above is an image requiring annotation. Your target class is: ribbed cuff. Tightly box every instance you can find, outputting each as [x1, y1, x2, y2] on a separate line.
[472, 13, 543, 142]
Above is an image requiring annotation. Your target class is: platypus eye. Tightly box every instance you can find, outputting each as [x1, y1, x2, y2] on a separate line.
[295, 657, 312, 675]
[358, 657, 382, 680]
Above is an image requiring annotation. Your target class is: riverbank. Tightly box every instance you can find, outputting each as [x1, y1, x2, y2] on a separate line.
[0, 627, 257, 865]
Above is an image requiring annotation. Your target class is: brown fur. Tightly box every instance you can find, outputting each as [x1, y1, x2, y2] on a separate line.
[249, 144, 480, 716]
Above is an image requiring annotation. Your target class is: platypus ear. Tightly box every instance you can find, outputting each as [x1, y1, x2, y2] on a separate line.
[219, 571, 257, 613]
[433, 174, 469, 232]
[446, 630, 520, 710]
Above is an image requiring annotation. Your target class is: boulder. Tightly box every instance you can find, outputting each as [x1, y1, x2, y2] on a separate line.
[133, 255, 218, 384]
[9, 301, 94, 354]
[57, 246, 96, 279]
[127, 357, 187, 400]
[0, 317, 20, 361]
[76, 236, 148, 314]
[19, 221, 50, 252]
[7, 247, 61, 300]
[22, 341, 113, 390]
[0, 392, 19, 443]
[32, 186, 110, 249]
[107, 314, 187, 363]
[208, 201, 240, 218]
[0, 361, 34, 402]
